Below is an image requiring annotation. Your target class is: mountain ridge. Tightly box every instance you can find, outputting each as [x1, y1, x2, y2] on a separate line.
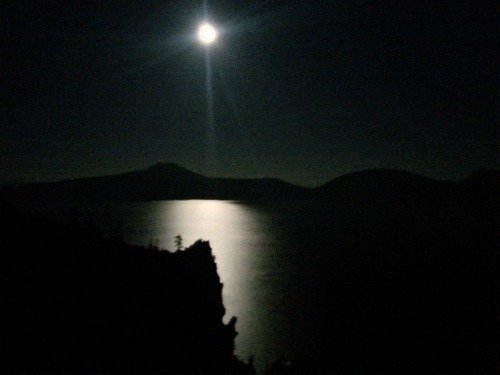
[4, 163, 497, 187]
[1, 164, 498, 221]
[0, 163, 308, 202]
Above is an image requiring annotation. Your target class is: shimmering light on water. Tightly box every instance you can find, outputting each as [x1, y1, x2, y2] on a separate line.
[115, 200, 287, 364]
[17, 198, 493, 372]
[22, 199, 324, 369]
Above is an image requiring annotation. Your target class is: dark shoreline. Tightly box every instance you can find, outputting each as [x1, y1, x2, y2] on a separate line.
[1, 201, 498, 374]
[0, 206, 253, 374]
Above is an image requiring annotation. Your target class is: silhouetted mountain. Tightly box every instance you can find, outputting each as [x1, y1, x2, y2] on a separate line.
[1, 162, 307, 202]
[310, 168, 499, 221]
[1, 165, 498, 222]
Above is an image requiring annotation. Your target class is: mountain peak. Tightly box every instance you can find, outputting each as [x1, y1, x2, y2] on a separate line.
[147, 162, 184, 171]
[144, 162, 202, 175]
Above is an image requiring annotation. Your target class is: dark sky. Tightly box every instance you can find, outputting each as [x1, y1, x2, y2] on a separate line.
[1, 0, 497, 187]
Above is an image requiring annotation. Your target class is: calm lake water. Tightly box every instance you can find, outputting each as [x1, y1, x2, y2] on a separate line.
[25, 200, 341, 369]
[14, 199, 497, 373]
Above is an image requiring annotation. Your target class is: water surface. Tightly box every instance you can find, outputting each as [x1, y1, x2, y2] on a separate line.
[30, 200, 326, 368]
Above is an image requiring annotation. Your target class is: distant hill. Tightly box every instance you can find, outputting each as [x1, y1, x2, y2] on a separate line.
[1, 164, 497, 221]
[0, 162, 308, 202]
[311, 168, 499, 221]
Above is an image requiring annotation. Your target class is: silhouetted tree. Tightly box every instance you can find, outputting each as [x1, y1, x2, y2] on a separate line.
[174, 234, 183, 251]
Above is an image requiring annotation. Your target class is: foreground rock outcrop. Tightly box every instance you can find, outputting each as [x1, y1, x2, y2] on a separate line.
[0, 206, 253, 374]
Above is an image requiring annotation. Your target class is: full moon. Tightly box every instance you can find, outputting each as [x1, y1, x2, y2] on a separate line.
[198, 23, 218, 45]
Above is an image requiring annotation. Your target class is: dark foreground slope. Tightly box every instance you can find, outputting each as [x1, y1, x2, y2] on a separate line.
[0, 206, 253, 374]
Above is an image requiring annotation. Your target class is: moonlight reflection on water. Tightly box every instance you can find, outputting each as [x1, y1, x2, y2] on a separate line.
[119, 200, 287, 365]
[14, 198, 497, 372]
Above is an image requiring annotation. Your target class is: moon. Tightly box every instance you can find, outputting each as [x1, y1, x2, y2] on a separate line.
[198, 23, 218, 45]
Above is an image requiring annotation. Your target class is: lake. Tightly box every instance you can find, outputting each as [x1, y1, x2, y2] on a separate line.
[21, 200, 352, 369]
[18, 199, 496, 373]
[108, 200, 314, 368]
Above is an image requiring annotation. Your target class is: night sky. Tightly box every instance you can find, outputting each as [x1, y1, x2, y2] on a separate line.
[2, 0, 497, 187]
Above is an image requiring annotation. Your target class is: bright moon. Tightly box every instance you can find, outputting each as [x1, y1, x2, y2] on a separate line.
[198, 23, 217, 45]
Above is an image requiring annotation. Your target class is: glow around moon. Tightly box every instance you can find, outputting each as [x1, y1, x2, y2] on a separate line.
[198, 23, 218, 45]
